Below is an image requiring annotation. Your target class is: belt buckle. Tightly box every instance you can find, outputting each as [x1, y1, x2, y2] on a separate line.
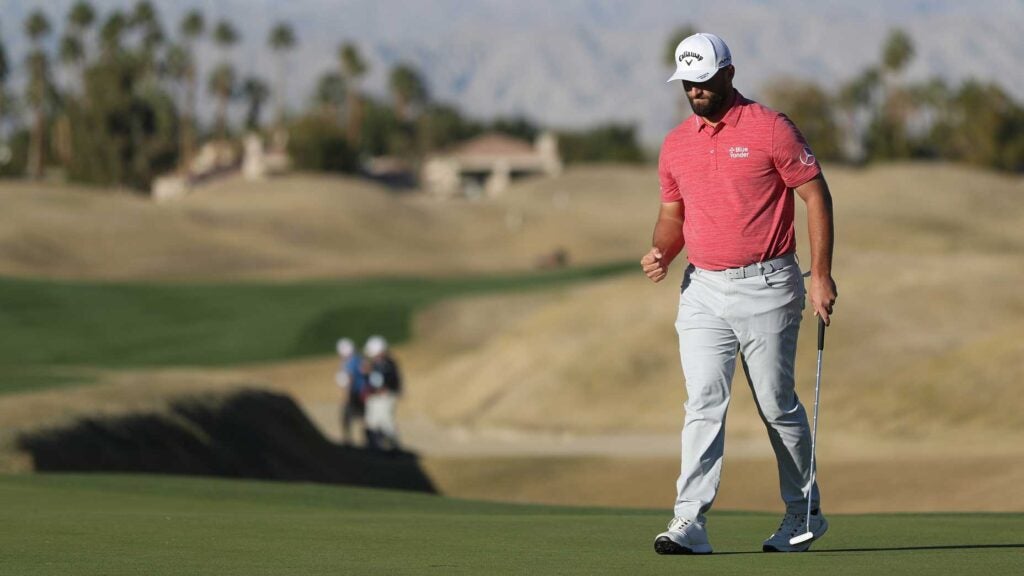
[736, 264, 752, 279]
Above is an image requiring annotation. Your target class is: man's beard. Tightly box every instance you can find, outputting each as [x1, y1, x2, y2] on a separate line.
[687, 91, 726, 117]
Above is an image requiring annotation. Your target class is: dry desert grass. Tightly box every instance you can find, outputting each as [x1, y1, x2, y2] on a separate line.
[398, 164, 1024, 439]
[3, 162, 1023, 512]
[0, 167, 654, 281]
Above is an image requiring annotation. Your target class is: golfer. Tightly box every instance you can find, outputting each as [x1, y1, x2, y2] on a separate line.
[362, 335, 403, 452]
[335, 337, 367, 446]
[641, 32, 837, 554]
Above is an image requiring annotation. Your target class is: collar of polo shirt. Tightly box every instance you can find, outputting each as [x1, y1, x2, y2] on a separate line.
[694, 89, 745, 133]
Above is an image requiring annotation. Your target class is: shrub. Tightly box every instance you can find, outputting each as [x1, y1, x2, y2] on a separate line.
[288, 115, 359, 173]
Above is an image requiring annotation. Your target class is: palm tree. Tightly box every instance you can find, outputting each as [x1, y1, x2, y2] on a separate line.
[213, 20, 238, 50]
[878, 29, 916, 158]
[131, 1, 165, 78]
[69, 1, 96, 31]
[208, 63, 237, 138]
[908, 77, 951, 157]
[0, 32, 10, 148]
[882, 29, 915, 78]
[211, 20, 239, 138]
[165, 42, 191, 104]
[836, 67, 880, 162]
[179, 9, 204, 172]
[388, 63, 428, 122]
[181, 10, 205, 42]
[240, 76, 270, 131]
[59, 3, 94, 169]
[338, 42, 367, 146]
[66, 1, 95, 90]
[58, 35, 85, 80]
[25, 9, 53, 179]
[0, 33, 8, 86]
[130, 1, 157, 30]
[268, 22, 296, 127]
[56, 34, 84, 166]
[99, 11, 128, 58]
[313, 72, 345, 121]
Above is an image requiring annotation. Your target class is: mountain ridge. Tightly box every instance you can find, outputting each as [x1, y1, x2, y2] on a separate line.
[1, 0, 1020, 144]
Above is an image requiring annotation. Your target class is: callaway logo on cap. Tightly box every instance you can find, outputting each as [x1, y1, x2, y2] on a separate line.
[667, 33, 732, 83]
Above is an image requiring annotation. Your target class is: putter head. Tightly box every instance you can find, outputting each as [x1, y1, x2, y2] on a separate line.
[789, 532, 814, 546]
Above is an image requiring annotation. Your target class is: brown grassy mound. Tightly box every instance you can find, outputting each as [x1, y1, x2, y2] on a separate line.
[396, 163, 1024, 442]
[3, 162, 1023, 512]
[0, 167, 654, 281]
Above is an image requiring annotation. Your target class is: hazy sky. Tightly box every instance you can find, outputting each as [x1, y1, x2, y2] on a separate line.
[2, 0, 1021, 142]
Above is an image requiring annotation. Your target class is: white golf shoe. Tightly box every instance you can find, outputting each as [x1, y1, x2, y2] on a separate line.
[762, 509, 828, 552]
[654, 517, 713, 555]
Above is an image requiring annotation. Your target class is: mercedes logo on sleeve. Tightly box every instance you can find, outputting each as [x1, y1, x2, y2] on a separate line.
[799, 146, 816, 166]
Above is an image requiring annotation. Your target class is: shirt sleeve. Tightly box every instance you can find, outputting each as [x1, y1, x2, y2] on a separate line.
[772, 114, 821, 188]
[658, 136, 682, 203]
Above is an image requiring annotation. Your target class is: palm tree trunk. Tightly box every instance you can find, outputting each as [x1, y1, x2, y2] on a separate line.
[275, 56, 285, 128]
[181, 68, 196, 173]
[346, 91, 362, 146]
[28, 106, 45, 179]
[79, 62, 90, 108]
[395, 95, 408, 124]
[54, 114, 72, 166]
[217, 90, 228, 139]
[180, 110, 194, 174]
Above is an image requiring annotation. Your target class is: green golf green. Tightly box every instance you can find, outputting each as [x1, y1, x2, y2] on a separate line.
[1, 474, 1021, 575]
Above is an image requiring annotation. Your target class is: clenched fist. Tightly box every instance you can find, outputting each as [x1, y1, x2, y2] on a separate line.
[641, 247, 668, 283]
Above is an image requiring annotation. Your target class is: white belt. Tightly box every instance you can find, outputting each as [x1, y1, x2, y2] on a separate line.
[712, 254, 797, 280]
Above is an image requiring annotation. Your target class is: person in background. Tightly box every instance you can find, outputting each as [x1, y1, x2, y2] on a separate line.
[335, 337, 367, 446]
[362, 335, 403, 452]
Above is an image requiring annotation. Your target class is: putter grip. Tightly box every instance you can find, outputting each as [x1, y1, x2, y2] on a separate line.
[817, 315, 826, 351]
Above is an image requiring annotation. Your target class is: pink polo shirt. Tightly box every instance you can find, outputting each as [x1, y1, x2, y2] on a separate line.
[658, 90, 821, 271]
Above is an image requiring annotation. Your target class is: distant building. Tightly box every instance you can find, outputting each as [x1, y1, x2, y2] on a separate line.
[242, 130, 293, 181]
[422, 132, 562, 198]
[152, 133, 292, 202]
[151, 141, 240, 202]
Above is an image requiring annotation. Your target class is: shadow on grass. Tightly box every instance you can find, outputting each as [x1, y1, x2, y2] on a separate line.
[814, 544, 1024, 553]
[16, 388, 435, 493]
[713, 543, 1024, 556]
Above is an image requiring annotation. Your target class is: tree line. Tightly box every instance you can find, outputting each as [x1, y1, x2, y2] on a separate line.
[8, 7, 1014, 193]
[665, 26, 1024, 172]
[0, 2, 644, 192]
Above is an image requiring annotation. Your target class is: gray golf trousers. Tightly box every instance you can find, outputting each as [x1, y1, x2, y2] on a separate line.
[673, 255, 820, 524]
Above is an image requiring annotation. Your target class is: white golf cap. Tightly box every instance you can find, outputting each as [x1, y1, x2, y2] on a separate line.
[364, 335, 388, 357]
[667, 32, 732, 83]
[336, 338, 354, 357]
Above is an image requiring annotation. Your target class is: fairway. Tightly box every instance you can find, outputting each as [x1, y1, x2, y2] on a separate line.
[0, 262, 631, 393]
[1, 474, 1021, 576]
